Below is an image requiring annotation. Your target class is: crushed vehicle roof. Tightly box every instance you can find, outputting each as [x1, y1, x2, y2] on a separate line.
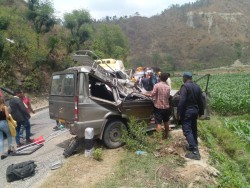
[69, 50, 136, 96]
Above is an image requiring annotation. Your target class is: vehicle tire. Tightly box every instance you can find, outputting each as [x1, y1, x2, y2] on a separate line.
[63, 137, 83, 158]
[103, 120, 127, 149]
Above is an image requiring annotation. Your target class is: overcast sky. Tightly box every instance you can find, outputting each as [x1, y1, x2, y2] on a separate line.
[52, 0, 198, 19]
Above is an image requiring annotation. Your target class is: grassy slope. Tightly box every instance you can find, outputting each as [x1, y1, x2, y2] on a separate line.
[95, 73, 250, 187]
[199, 115, 250, 187]
[93, 116, 250, 188]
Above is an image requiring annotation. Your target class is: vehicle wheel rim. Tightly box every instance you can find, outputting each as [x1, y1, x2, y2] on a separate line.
[109, 127, 121, 142]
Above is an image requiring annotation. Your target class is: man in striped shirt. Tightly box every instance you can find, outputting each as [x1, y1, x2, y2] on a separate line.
[144, 73, 171, 141]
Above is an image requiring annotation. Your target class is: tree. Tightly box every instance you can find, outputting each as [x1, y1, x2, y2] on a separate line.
[63, 9, 92, 52]
[0, 15, 10, 30]
[134, 12, 140, 16]
[166, 54, 176, 71]
[26, 0, 57, 47]
[152, 52, 162, 68]
[93, 24, 128, 61]
[234, 42, 242, 59]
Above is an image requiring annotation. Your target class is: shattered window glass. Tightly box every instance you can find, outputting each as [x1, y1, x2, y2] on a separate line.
[89, 75, 115, 101]
[51, 74, 75, 96]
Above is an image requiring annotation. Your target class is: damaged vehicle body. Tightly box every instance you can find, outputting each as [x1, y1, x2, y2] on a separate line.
[49, 50, 210, 154]
[49, 51, 154, 150]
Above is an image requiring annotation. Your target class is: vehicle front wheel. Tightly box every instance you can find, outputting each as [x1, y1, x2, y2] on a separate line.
[103, 120, 127, 149]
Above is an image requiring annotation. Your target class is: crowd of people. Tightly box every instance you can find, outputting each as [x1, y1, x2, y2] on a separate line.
[139, 71, 204, 160]
[1, 71, 204, 161]
[0, 89, 35, 160]
[132, 71, 171, 92]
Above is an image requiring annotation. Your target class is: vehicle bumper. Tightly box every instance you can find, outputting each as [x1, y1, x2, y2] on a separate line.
[70, 120, 106, 139]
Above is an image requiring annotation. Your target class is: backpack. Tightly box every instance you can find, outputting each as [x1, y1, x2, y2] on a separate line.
[6, 160, 37, 182]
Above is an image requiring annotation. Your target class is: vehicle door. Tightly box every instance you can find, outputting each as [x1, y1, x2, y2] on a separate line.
[195, 74, 211, 119]
[88, 77, 121, 114]
[120, 92, 154, 122]
[49, 71, 77, 123]
[171, 74, 211, 121]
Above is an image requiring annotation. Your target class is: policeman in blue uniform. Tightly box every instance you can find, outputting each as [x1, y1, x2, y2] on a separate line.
[177, 72, 204, 160]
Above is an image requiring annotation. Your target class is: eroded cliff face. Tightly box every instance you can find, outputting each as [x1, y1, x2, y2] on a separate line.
[187, 11, 243, 34]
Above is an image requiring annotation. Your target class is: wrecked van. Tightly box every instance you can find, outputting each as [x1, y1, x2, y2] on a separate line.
[49, 50, 210, 151]
[49, 50, 154, 149]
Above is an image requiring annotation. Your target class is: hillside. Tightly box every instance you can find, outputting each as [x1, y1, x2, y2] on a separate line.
[0, 0, 128, 92]
[118, 0, 250, 70]
[1, 0, 250, 92]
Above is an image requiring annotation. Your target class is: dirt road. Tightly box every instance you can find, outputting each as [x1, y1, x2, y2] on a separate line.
[0, 109, 74, 188]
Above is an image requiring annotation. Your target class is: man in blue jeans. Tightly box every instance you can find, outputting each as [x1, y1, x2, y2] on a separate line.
[177, 72, 204, 160]
[9, 89, 33, 147]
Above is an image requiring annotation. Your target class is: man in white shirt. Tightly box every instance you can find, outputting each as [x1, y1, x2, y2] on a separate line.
[166, 73, 171, 90]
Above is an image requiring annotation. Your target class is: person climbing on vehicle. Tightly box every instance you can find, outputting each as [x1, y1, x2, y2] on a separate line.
[177, 72, 204, 160]
[144, 72, 171, 143]
[141, 73, 153, 91]
[151, 72, 158, 86]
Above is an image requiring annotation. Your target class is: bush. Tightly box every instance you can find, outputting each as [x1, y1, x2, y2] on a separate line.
[120, 116, 156, 152]
[92, 148, 103, 161]
[0, 16, 10, 30]
[199, 117, 250, 187]
[0, 61, 16, 88]
[23, 70, 43, 92]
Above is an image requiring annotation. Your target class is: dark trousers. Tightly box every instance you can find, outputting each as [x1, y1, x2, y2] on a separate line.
[181, 109, 198, 149]
[16, 120, 31, 145]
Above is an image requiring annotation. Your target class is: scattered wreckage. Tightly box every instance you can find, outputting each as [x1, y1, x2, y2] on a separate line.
[49, 50, 210, 156]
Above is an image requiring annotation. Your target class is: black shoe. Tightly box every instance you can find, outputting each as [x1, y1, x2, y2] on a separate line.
[185, 151, 201, 160]
[53, 125, 59, 130]
[8, 149, 13, 155]
[185, 145, 193, 151]
[185, 145, 199, 151]
[1, 154, 7, 160]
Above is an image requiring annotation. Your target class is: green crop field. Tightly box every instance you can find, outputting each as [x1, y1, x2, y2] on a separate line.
[223, 117, 250, 143]
[172, 73, 250, 115]
[172, 72, 250, 146]
[207, 73, 250, 115]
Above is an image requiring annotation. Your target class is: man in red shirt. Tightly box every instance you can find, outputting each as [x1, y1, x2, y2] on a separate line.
[22, 95, 35, 114]
[144, 73, 171, 141]
[18, 91, 35, 144]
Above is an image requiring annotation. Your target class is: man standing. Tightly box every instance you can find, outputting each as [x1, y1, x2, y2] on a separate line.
[166, 73, 172, 90]
[141, 74, 153, 91]
[177, 72, 204, 160]
[144, 73, 171, 141]
[19, 92, 35, 141]
[21, 93, 35, 114]
[9, 89, 33, 147]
